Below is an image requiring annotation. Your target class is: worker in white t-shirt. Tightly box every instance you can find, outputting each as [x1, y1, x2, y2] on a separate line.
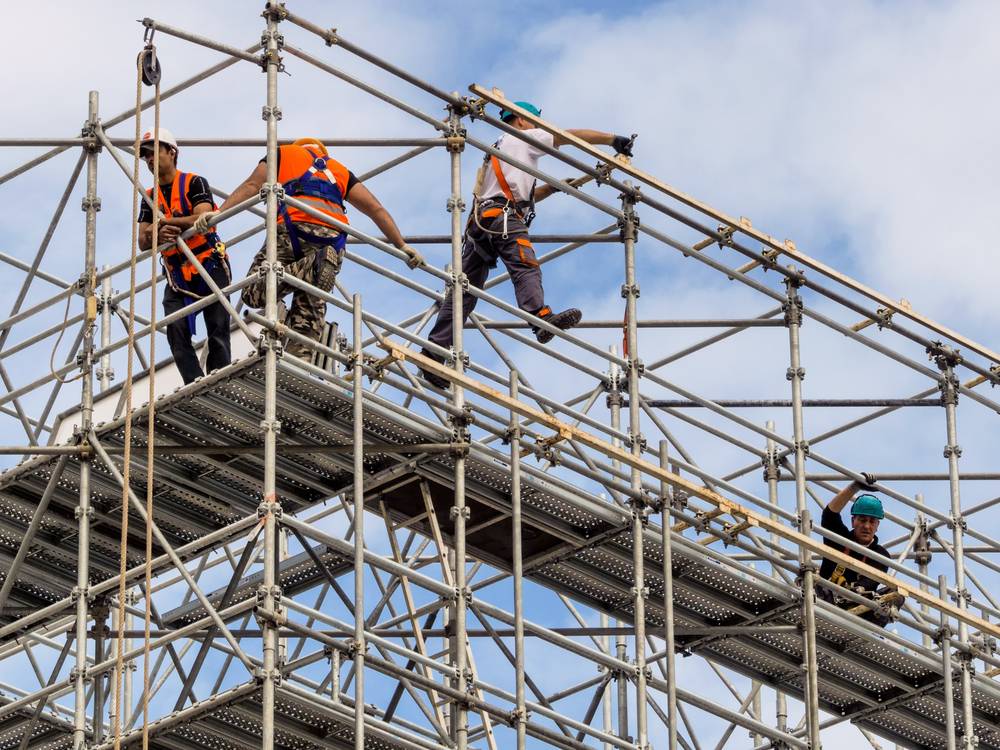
[420, 101, 636, 388]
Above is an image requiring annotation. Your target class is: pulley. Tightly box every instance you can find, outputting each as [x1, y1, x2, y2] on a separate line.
[140, 46, 161, 86]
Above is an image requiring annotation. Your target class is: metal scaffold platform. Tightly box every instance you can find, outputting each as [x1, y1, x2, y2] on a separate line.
[1, 4, 999, 750]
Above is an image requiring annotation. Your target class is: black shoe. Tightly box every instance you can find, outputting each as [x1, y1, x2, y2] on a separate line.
[534, 308, 582, 344]
[417, 348, 450, 389]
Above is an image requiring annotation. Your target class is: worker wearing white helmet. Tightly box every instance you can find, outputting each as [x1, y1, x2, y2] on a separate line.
[137, 127, 232, 384]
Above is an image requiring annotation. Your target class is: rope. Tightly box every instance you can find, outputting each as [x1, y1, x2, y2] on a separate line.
[141, 55, 162, 750]
[110, 48, 146, 750]
[48, 290, 83, 384]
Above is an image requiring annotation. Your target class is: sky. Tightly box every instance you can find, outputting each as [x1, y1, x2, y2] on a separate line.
[1, 1, 999, 748]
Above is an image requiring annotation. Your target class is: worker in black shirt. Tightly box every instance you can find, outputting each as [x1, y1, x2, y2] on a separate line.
[818, 473, 900, 626]
[138, 128, 231, 384]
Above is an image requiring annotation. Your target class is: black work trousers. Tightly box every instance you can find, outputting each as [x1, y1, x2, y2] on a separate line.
[428, 209, 545, 349]
[162, 260, 232, 384]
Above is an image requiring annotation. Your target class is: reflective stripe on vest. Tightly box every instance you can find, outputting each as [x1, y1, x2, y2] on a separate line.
[278, 145, 351, 229]
[148, 170, 219, 257]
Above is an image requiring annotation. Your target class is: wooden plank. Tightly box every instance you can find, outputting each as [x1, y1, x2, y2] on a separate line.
[386, 344, 1000, 641]
[469, 84, 1000, 368]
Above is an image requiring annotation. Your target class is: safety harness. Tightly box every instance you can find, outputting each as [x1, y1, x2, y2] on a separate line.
[471, 139, 536, 239]
[828, 543, 872, 589]
[150, 171, 230, 334]
[278, 148, 348, 276]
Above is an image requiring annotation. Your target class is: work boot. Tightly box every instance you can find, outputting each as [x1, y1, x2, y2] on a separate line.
[313, 247, 342, 292]
[417, 348, 450, 390]
[534, 307, 582, 344]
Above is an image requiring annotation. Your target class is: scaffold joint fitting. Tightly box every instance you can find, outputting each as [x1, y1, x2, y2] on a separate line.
[80, 196, 102, 213]
[794, 439, 810, 457]
[446, 134, 466, 153]
[69, 665, 91, 684]
[716, 224, 736, 248]
[927, 341, 962, 370]
[257, 500, 282, 520]
[261, 103, 283, 121]
[253, 666, 283, 685]
[446, 196, 466, 213]
[617, 214, 640, 241]
[782, 294, 803, 326]
[943, 444, 963, 460]
[259, 418, 282, 435]
[74, 505, 95, 521]
[786, 366, 805, 382]
[625, 432, 647, 452]
[620, 283, 641, 299]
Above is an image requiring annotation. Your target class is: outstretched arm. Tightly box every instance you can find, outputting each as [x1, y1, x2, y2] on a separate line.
[345, 183, 405, 248]
[556, 129, 616, 148]
[216, 162, 267, 214]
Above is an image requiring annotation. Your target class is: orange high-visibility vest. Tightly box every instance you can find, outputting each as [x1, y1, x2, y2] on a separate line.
[277, 144, 351, 229]
[147, 171, 220, 260]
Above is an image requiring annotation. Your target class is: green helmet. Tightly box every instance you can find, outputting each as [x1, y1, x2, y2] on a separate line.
[499, 101, 541, 123]
[851, 493, 884, 519]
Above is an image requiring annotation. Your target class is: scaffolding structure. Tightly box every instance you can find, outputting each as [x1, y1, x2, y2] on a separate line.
[1, 4, 999, 749]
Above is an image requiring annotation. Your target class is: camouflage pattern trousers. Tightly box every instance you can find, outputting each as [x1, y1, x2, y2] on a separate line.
[242, 223, 344, 341]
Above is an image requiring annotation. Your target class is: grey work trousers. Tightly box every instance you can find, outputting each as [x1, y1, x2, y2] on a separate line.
[428, 208, 546, 349]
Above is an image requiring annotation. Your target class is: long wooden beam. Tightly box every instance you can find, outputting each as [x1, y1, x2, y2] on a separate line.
[469, 84, 1000, 368]
[386, 343, 1000, 640]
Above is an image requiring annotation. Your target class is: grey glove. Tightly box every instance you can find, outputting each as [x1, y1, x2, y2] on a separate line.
[192, 210, 219, 235]
[861, 472, 877, 489]
[401, 243, 425, 270]
[611, 133, 637, 158]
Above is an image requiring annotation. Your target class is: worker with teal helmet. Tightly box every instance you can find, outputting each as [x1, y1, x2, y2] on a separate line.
[418, 98, 637, 389]
[817, 473, 901, 627]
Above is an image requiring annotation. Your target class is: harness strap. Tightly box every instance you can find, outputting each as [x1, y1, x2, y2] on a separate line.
[490, 155, 517, 205]
[829, 543, 870, 587]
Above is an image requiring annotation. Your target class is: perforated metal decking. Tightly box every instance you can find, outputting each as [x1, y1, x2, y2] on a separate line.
[0, 356, 997, 749]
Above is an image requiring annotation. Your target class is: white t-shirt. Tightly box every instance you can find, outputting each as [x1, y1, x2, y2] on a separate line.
[478, 128, 556, 203]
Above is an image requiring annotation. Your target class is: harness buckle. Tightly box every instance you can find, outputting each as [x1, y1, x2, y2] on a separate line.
[502, 206, 509, 240]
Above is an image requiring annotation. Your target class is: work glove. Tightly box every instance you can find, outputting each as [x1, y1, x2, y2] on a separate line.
[192, 210, 219, 235]
[860, 472, 878, 489]
[611, 133, 637, 158]
[401, 243, 425, 269]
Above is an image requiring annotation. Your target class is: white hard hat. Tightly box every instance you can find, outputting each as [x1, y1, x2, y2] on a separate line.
[139, 127, 177, 150]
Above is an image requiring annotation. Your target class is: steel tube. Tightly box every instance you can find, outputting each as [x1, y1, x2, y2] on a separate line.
[141, 18, 261, 64]
[509, 371, 526, 749]
[937, 355, 977, 749]
[72, 90, 100, 750]
[660, 441, 678, 750]
[469, 319, 786, 330]
[636, 398, 941, 408]
[351, 293, 366, 750]
[259, 8, 283, 750]
[622, 193, 648, 749]
[784, 277, 822, 747]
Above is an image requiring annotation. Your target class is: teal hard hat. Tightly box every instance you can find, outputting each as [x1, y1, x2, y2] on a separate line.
[851, 493, 884, 519]
[499, 101, 542, 122]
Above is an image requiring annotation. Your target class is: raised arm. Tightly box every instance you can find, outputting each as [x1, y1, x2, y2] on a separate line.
[828, 472, 877, 513]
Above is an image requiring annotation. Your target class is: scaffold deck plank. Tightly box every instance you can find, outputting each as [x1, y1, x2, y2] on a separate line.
[0, 355, 996, 750]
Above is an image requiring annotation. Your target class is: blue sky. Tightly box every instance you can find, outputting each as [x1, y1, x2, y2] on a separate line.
[1, 2, 999, 748]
